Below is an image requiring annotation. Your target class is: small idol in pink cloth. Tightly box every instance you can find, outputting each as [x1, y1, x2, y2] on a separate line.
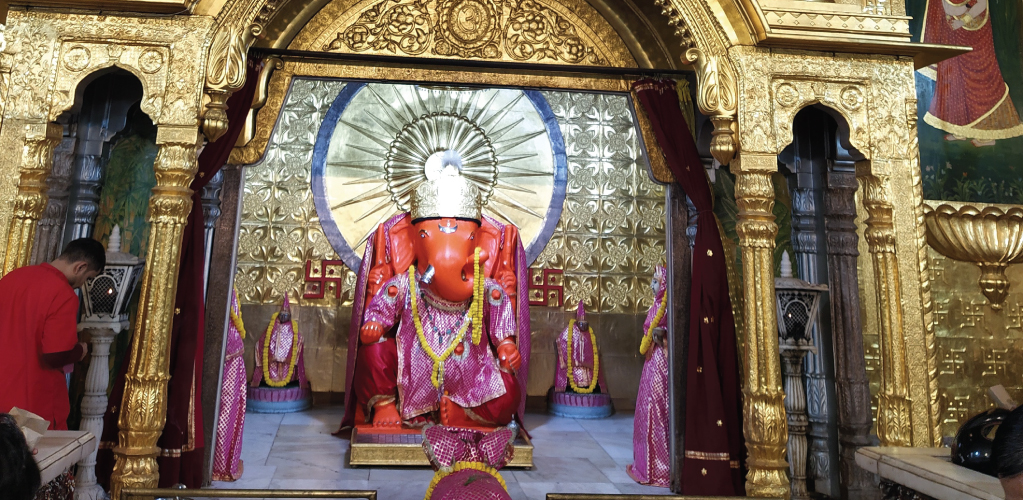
[549, 301, 613, 418]
[422, 424, 517, 500]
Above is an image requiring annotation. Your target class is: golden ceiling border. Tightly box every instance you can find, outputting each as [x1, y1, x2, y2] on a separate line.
[228, 58, 633, 166]
[285, 0, 637, 68]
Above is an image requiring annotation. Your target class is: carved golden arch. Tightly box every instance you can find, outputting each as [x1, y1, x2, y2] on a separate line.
[768, 80, 871, 160]
[47, 44, 170, 125]
[207, 0, 758, 162]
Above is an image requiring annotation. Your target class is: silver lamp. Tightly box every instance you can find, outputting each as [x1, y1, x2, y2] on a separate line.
[775, 250, 827, 500]
[75, 225, 145, 500]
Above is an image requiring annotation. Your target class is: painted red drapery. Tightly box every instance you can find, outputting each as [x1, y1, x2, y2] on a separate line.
[632, 79, 745, 495]
[921, 0, 1022, 139]
[97, 60, 261, 488]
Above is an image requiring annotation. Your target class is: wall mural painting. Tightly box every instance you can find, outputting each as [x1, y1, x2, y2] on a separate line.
[910, 0, 1023, 203]
[93, 103, 159, 255]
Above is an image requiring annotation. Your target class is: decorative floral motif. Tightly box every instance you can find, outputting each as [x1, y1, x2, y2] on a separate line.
[322, 0, 610, 64]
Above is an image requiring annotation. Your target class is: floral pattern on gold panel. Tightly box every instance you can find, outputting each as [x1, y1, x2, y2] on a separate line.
[237, 79, 358, 306]
[535, 91, 664, 314]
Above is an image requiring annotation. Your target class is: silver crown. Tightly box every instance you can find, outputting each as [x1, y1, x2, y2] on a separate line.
[410, 151, 481, 221]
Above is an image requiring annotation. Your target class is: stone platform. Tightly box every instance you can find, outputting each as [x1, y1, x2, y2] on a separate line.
[349, 426, 534, 468]
[856, 446, 1004, 500]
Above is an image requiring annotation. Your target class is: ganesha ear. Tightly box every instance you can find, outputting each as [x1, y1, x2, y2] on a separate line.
[479, 426, 517, 469]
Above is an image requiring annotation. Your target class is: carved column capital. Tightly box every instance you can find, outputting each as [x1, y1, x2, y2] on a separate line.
[731, 156, 790, 499]
[856, 163, 913, 448]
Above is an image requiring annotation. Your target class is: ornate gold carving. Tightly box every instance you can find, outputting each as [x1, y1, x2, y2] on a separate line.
[731, 155, 790, 499]
[923, 202, 1023, 308]
[321, 0, 608, 64]
[760, 8, 911, 38]
[0, 11, 213, 128]
[769, 78, 870, 157]
[652, 0, 695, 49]
[685, 47, 738, 166]
[201, 0, 287, 141]
[2, 121, 62, 275]
[203, 24, 250, 142]
[859, 170, 914, 447]
[110, 136, 201, 500]
[293, 0, 633, 67]
[905, 95, 942, 446]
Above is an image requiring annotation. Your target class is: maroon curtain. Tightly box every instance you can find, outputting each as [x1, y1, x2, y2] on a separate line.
[97, 59, 262, 488]
[632, 79, 745, 496]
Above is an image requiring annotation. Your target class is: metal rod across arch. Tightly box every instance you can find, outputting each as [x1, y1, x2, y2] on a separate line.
[250, 47, 693, 79]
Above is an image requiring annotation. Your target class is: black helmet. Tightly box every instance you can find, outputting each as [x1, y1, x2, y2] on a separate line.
[951, 408, 1011, 476]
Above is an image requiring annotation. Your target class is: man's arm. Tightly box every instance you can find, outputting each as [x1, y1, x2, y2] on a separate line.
[40, 293, 81, 367]
[41, 342, 87, 368]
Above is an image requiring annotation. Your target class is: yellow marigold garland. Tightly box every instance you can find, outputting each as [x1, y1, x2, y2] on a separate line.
[229, 301, 246, 340]
[639, 290, 668, 356]
[410, 248, 485, 389]
[471, 248, 484, 345]
[262, 312, 300, 388]
[566, 319, 599, 394]
[424, 461, 507, 500]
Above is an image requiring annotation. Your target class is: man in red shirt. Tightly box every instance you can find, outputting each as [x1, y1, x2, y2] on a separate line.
[0, 238, 105, 430]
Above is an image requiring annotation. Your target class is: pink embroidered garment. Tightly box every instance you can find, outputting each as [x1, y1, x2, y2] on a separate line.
[363, 271, 516, 420]
[554, 301, 608, 393]
[422, 425, 516, 500]
[251, 293, 307, 387]
[628, 265, 670, 487]
[212, 288, 246, 481]
[339, 213, 532, 431]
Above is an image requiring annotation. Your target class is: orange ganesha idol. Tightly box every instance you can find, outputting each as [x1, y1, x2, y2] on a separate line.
[339, 152, 531, 430]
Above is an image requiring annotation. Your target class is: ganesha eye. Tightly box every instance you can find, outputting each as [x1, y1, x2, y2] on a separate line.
[419, 230, 427, 238]
[469, 232, 475, 240]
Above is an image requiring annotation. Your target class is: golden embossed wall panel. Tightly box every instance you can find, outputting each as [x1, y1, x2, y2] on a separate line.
[929, 250, 1023, 437]
[235, 79, 663, 402]
[529, 90, 664, 402]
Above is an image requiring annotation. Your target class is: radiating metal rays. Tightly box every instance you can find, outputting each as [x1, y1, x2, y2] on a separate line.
[327, 84, 551, 227]
[314, 81, 566, 269]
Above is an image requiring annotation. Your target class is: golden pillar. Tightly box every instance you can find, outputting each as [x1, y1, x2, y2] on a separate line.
[857, 163, 913, 447]
[3, 121, 62, 274]
[731, 153, 790, 500]
[109, 127, 200, 500]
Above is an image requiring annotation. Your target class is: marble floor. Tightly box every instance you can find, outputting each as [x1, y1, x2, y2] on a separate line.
[211, 406, 670, 499]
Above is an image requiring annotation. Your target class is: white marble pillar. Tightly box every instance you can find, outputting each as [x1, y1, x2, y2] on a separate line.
[75, 327, 117, 500]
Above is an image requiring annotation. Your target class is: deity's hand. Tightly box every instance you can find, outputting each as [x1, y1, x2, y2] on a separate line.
[497, 270, 517, 298]
[497, 338, 521, 372]
[361, 321, 385, 345]
[367, 265, 389, 295]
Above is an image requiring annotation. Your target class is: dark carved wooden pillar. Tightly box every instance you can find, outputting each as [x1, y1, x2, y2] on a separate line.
[823, 166, 877, 500]
[200, 165, 245, 485]
[666, 183, 692, 493]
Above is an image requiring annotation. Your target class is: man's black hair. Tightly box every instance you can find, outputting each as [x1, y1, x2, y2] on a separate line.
[993, 405, 1023, 479]
[0, 413, 42, 500]
[58, 238, 106, 272]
